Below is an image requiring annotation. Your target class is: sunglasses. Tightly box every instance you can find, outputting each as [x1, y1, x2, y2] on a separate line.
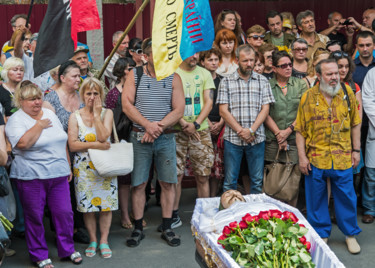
[249, 35, 265, 40]
[276, 63, 293, 69]
[331, 51, 349, 58]
[293, 48, 308, 52]
[131, 48, 143, 55]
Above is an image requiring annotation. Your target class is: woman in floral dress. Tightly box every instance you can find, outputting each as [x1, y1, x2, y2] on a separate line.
[68, 78, 118, 259]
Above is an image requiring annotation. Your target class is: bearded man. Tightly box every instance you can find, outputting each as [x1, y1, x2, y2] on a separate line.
[295, 58, 362, 254]
[217, 44, 274, 193]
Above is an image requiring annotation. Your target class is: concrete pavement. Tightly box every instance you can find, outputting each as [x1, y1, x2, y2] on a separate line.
[3, 188, 374, 268]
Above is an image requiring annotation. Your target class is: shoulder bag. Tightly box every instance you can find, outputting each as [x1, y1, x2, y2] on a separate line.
[263, 149, 301, 202]
[88, 120, 133, 177]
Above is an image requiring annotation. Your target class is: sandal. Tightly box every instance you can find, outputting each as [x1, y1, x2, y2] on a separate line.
[69, 252, 83, 265]
[85, 241, 97, 257]
[36, 258, 54, 268]
[126, 229, 145, 248]
[121, 222, 133, 229]
[161, 229, 181, 247]
[99, 243, 112, 259]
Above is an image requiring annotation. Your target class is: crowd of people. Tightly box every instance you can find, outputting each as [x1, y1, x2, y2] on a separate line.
[0, 6, 375, 267]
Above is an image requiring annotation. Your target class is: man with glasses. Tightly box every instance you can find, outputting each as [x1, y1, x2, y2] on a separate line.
[1, 14, 31, 57]
[217, 44, 274, 193]
[320, 12, 354, 53]
[264, 10, 295, 51]
[246, 25, 266, 53]
[296, 58, 362, 254]
[291, 39, 308, 79]
[296, 10, 330, 60]
[104, 31, 130, 89]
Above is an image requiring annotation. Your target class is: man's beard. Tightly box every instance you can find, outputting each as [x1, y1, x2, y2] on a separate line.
[320, 77, 341, 97]
[238, 64, 252, 76]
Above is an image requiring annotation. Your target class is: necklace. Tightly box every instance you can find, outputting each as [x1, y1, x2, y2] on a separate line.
[278, 83, 288, 90]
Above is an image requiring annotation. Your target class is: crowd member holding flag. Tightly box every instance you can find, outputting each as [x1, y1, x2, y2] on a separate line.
[122, 38, 185, 247]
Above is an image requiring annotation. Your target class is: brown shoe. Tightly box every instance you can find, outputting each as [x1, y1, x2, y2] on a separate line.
[362, 214, 374, 224]
[346, 236, 361, 254]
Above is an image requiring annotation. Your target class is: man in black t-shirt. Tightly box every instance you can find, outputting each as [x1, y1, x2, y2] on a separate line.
[319, 11, 354, 53]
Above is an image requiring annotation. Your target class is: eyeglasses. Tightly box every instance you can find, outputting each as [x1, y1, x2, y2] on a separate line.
[131, 49, 143, 55]
[331, 51, 349, 58]
[249, 35, 265, 40]
[276, 63, 293, 69]
[293, 48, 308, 52]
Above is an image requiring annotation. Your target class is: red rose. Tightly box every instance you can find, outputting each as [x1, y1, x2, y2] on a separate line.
[305, 241, 311, 251]
[229, 221, 238, 230]
[299, 224, 306, 228]
[223, 226, 231, 236]
[269, 209, 282, 219]
[242, 213, 254, 223]
[218, 235, 226, 242]
[282, 211, 299, 223]
[299, 236, 307, 244]
[253, 215, 259, 222]
[258, 211, 270, 220]
[239, 220, 248, 230]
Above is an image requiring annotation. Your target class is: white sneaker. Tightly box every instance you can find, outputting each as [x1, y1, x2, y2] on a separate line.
[171, 216, 182, 229]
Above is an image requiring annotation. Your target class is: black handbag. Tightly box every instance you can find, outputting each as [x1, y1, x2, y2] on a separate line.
[112, 66, 143, 141]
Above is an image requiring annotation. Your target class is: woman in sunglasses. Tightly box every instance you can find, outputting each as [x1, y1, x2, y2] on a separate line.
[214, 9, 244, 45]
[126, 38, 144, 67]
[264, 50, 307, 206]
[214, 29, 238, 77]
[246, 25, 266, 53]
[329, 50, 364, 175]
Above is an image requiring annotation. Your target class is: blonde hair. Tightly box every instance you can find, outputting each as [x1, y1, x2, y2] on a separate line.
[246, 24, 266, 36]
[14, 80, 43, 108]
[79, 77, 104, 105]
[1, 57, 24, 82]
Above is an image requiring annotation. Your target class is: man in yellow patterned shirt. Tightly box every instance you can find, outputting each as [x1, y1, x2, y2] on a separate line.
[295, 59, 362, 254]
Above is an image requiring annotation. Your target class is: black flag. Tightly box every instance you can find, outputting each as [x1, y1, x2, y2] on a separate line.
[33, 0, 74, 77]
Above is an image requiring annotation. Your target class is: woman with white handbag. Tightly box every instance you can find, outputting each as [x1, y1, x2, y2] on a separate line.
[68, 78, 118, 259]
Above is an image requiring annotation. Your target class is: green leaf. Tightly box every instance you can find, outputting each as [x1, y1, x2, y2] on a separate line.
[256, 228, 268, 238]
[254, 243, 264, 255]
[290, 254, 300, 263]
[274, 241, 282, 251]
[298, 227, 309, 236]
[238, 257, 249, 266]
[299, 252, 312, 263]
[245, 235, 258, 244]
[288, 226, 299, 234]
[266, 233, 276, 243]
[247, 244, 255, 258]
[229, 235, 243, 245]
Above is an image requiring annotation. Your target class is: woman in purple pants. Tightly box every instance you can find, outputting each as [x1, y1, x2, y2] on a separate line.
[5, 81, 82, 268]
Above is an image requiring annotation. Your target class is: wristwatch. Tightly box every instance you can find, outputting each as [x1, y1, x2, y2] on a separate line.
[352, 149, 360, 153]
[193, 121, 200, 130]
[249, 127, 255, 136]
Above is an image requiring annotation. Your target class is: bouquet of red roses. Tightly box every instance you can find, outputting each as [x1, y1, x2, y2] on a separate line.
[218, 209, 315, 268]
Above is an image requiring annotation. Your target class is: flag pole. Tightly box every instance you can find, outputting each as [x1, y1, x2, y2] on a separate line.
[98, 0, 150, 79]
[26, 0, 34, 27]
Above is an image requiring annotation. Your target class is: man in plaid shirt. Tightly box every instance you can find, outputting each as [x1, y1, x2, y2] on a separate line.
[217, 44, 275, 193]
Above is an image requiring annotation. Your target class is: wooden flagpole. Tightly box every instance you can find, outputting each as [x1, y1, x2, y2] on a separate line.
[98, 0, 150, 79]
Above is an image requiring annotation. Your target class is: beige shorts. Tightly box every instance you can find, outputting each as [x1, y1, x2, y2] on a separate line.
[176, 128, 214, 176]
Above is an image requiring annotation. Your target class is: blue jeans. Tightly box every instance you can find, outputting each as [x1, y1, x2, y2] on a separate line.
[362, 167, 375, 216]
[130, 131, 177, 187]
[305, 165, 361, 238]
[223, 140, 265, 193]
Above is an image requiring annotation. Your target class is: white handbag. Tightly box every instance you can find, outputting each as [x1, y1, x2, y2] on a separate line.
[88, 121, 133, 177]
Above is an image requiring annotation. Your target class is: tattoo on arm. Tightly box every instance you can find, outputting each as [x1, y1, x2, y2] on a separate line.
[209, 89, 214, 100]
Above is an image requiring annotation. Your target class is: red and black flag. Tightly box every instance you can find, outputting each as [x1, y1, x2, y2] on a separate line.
[33, 0, 100, 77]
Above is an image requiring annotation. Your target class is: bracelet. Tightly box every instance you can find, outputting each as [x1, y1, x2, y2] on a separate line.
[275, 132, 280, 136]
[289, 124, 295, 131]
[352, 149, 360, 153]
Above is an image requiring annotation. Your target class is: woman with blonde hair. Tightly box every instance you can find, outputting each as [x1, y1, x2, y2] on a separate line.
[6, 80, 82, 268]
[246, 25, 266, 52]
[68, 77, 117, 259]
[214, 29, 238, 77]
[0, 57, 24, 117]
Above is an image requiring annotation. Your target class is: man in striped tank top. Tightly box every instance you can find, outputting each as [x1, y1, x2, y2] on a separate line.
[122, 38, 185, 247]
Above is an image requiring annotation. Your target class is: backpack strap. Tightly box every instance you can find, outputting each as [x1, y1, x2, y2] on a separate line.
[340, 82, 351, 112]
